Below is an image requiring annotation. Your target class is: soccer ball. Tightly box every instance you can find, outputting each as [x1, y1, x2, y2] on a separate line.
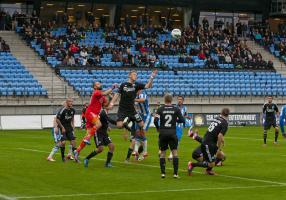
[171, 29, 181, 39]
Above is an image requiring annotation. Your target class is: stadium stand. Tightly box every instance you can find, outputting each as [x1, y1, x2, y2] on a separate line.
[252, 26, 286, 64]
[18, 22, 273, 71]
[60, 69, 286, 97]
[0, 38, 47, 96]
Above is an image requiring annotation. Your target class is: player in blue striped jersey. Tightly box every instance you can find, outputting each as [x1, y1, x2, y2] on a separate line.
[279, 105, 286, 138]
[168, 96, 190, 160]
[133, 90, 152, 159]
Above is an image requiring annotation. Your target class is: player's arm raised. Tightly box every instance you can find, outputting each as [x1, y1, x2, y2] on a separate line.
[108, 83, 121, 109]
[102, 83, 119, 96]
[145, 69, 158, 89]
[109, 93, 120, 109]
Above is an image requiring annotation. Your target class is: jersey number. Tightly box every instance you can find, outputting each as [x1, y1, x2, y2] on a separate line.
[164, 115, 172, 127]
[208, 122, 218, 132]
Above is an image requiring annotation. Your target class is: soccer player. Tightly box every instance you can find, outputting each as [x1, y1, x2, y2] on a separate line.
[81, 103, 88, 130]
[83, 101, 116, 168]
[109, 70, 157, 161]
[279, 104, 286, 138]
[189, 129, 226, 166]
[154, 93, 185, 178]
[168, 96, 190, 161]
[74, 82, 117, 162]
[188, 108, 229, 176]
[56, 98, 76, 162]
[133, 90, 151, 160]
[262, 96, 279, 145]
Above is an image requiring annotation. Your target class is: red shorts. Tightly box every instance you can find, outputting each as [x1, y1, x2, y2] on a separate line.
[85, 112, 100, 129]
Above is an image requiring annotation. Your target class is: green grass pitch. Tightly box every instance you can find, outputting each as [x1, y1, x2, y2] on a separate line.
[1, 126, 286, 200]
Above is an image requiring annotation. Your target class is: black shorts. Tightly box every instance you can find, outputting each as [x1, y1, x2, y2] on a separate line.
[61, 129, 76, 141]
[94, 131, 112, 148]
[264, 119, 277, 130]
[192, 146, 203, 160]
[201, 143, 218, 163]
[159, 130, 178, 151]
[117, 109, 143, 123]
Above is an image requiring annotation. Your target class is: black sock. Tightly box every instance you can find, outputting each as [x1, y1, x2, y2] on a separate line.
[215, 158, 222, 165]
[138, 145, 143, 154]
[207, 167, 213, 171]
[160, 158, 166, 174]
[263, 130, 267, 144]
[192, 161, 208, 168]
[86, 151, 97, 160]
[195, 135, 203, 143]
[126, 148, 133, 160]
[60, 146, 65, 159]
[106, 151, 113, 164]
[173, 157, 179, 175]
[275, 130, 279, 142]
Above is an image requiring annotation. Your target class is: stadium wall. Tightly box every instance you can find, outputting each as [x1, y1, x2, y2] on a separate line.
[0, 104, 276, 115]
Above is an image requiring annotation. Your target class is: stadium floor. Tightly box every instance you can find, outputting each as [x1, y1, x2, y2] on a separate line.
[1, 127, 286, 200]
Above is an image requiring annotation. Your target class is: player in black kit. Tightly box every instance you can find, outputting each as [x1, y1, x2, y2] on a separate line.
[56, 98, 77, 162]
[109, 70, 157, 161]
[262, 96, 279, 145]
[188, 108, 229, 176]
[154, 94, 185, 179]
[189, 130, 226, 166]
[83, 99, 116, 168]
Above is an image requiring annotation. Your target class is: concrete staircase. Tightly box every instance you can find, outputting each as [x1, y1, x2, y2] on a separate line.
[0, 31, 84, 105]
[245, 39, 286, 76]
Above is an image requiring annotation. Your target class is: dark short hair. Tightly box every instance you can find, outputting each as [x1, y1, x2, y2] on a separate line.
[164, 93, 173, 103]
[221, 108, 230, 117]
[177, 95, 184, 100]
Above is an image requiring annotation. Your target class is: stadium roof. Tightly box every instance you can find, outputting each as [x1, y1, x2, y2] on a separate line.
[3, 0, 271, 13]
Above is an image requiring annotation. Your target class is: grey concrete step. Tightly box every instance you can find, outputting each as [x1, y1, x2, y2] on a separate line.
[0, 31, 79, 100]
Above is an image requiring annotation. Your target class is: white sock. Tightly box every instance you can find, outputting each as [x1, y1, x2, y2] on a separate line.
[134, 140, 140, 154]
[48, 145, 59, 158]
[169, 151, 173, 158]
[68, 144, 72, 156]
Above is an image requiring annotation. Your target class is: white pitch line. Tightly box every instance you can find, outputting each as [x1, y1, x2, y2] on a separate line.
[14, 185, 286, 199]
[0, 194, 16, 200]
[16, 148, 286, 186]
